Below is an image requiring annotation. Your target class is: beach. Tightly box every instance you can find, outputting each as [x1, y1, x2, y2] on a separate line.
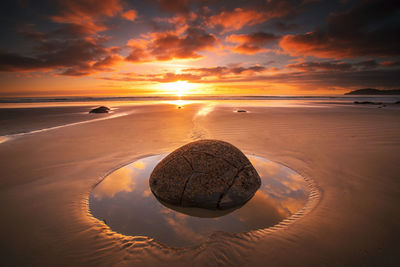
[1, 100, 400, 266]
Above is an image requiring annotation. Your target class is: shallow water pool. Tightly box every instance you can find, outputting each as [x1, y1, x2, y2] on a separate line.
[89, 154, 309, 247]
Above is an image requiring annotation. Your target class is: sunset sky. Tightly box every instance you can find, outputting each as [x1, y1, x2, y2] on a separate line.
[1, 0, 399, 96]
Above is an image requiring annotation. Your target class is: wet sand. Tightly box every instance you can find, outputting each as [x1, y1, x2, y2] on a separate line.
[0, 101, 399, 266]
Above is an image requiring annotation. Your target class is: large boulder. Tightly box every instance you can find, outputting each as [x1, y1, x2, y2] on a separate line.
[149, 140, 261, 210]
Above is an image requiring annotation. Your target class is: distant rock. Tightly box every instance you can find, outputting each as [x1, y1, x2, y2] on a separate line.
[354, 101, 382, 105]
[236, 109, 247, 113]
[149, 140, 261, 210]
[345, 88, 400, 95]
[89, 106, 110, 113]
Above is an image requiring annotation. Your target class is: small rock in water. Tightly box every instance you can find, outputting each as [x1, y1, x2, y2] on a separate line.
[236, 110, 247, 113]
[89, 106, 110, 113]
[149, 139, 261, 210]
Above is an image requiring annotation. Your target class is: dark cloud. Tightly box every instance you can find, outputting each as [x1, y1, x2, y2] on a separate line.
[0, 0, 132, 75]
[127, 27, 216, 61]
[0, 34, 122, 76]
[183, 65, 266, 76]
[354, 60, 379, 69]
[228, 32, 281, 54]
[55, 0, 123, 17]
[380, 60, 400, 67]
[264, 0, 302, 19]
[157, 0, 190, 14]
[272, 21, 298, 31]
[0, 51, 42, 72]
[286, 60, 393, 72]
[286, 61, 353, 71]
[280, 0, 400, 58]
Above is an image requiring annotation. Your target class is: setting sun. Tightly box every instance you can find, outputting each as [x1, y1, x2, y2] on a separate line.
[160, 81, 197, 96]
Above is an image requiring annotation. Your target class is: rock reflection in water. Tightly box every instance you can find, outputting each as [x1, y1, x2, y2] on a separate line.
[89, 154, 308, 247]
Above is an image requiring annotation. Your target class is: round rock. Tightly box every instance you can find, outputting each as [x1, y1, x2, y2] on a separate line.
[149, 140, 261, 210]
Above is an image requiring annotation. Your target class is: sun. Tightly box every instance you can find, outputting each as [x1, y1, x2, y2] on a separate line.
[160, 80, 196, 96]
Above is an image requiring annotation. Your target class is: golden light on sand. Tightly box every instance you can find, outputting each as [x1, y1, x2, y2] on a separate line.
[164, 99, 198, 108]
[160, 80, 197, 96]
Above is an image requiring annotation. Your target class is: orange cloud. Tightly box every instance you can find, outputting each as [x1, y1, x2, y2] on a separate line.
[51, 0, 124, 34]
[208, 8, 268, 32]
[280, 33, 344, 59]
[228, 32, 280, 54]
[121, 9, 137, 21]
[92, 54, 123, 71]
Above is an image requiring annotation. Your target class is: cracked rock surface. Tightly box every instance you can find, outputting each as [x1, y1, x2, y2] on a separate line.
[149, 140, 261, 209]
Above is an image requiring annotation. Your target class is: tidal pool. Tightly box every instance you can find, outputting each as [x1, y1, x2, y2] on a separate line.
[89, 154, 309, 247]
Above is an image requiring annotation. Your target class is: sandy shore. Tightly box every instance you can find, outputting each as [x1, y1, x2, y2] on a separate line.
[0, 101, 399, 266]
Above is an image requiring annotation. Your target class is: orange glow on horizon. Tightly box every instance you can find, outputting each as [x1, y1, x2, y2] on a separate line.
[159, 81, 198, 96]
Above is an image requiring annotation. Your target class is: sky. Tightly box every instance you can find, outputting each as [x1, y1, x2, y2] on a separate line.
[0, 0, 399, 97]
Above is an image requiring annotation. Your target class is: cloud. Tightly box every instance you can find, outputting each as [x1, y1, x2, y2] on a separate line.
[0, 0, 132, 76]
[207, 0, 304, 33]
[121, 9, 137, 21]
[0, 36, 122, 76]
[208, 8, 269, 32]
[380, 60, 400, 67]
[101, 65, 400, 90]
[92, 167, 135, 200]
[50, 0, 138, 35]
[101, 64, 268, 84]
[233, 191, 286, 228]
[56, 0, 123, 17]
[227, 32, 281, 54]
[126, 27, 216, 62]
[354, 60, 379, 69]
[183, 65, 267, 76]
[0, 52, 42, 72]
[272, 21, 298, 31]
[92, 54, 124, 71]
[286, 59, 399, 72]
[280, 0, 400, 59]
[157, 0, 190, 14]
[286, 61, 353, 71]
[51, 0, 124, 34]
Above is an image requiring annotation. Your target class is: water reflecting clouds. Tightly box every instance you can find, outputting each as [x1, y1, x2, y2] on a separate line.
[90, 154, 309, 247]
